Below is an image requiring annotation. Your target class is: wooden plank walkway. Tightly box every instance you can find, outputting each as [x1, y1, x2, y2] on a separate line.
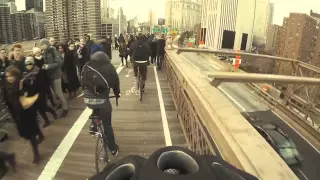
[3, 64, 186, 180]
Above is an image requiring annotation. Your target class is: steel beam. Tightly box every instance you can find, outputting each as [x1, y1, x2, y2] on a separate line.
[208, 72, 320, 87]
[176, 48, 320, 73]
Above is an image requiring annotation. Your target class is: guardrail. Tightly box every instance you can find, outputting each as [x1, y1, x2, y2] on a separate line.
[164, 49, 298, 180]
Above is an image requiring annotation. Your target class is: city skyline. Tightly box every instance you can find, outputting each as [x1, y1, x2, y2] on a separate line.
[13, 0, 320, 25]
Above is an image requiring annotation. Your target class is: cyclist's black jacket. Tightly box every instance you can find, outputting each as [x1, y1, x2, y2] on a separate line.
[129, 39, 151, 61]
[82, 52, 120, 108]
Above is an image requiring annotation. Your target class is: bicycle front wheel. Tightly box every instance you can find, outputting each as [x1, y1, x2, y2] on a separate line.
[95, 135, 109, 173]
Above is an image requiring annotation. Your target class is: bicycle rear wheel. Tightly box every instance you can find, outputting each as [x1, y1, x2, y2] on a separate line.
[139, 75, 143, 101]
[95, 134, 109, 173]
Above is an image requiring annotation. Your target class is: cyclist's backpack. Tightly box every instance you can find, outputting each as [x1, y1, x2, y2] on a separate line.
[81, 63, 109, 96]
[133, 42, 149, 61]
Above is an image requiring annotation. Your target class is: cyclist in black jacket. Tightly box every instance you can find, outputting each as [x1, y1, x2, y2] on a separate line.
[129, 33, 151, 92]
[81, 51, 120, 156]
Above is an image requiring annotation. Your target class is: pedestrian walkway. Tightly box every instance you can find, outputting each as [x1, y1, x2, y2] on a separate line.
[3, 62, 186, 180]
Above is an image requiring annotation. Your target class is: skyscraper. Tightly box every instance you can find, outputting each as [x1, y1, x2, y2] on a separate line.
[165, 0, 201, 31]
[0, 4, 14, 45]
[87, 0, 101, 39]
[267, 3, 274, 25]
[148, 9, 156, 26]
[17, 0, 43, 11]
[6, 1, 17, 14]
[200, 0, 255, 51]
[45, 0, 101, 41]
[276, 13, 319, 75]
[45, 0, 68, 41]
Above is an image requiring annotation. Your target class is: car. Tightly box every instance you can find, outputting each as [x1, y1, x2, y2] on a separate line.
[252, 123, 303, 167]
[217, 55, 227, 60]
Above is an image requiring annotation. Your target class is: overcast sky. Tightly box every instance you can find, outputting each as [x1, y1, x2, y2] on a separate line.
[15, 0, 320, 25]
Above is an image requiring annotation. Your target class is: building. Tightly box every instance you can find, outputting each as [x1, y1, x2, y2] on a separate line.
[310, 10, 320, 21]
[45, 0, 68, 41]
[11, 12, 27, 41]
[102, 20, 116, 37]
[45, 0, 101, 41]
[200, 0, 256, 51]
[24, 12, 37, 40]
[265, 24, 279, 54]
[165, 0, 201, 32]
[252, 0, 270, 38]
[67, 0, 79, 40]
[310, 10, 320, 67]
[282, 13, 317, 62]
[75, 0, 88, 40]
[87, 0, 101, 39]
[15, 0, 43, 11]
[101, 0, 114, 23]
[11, 11, 38, 41]
[6, 1, 17, 13]
[267, 3, 274, 25]
[275, 13, 319, 75]
[0, 0, 9, 4]
[0, 4, 14, 45]
[115, 7, 127, 35]
[27, 8, 45, 38]
[275, 17, 288, 57]
[148, 9, 156, 26]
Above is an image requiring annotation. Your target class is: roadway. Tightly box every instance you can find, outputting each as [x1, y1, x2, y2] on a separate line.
[180, 52, 320, 180]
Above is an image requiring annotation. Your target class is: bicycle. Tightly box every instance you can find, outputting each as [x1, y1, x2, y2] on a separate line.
[91, 96, 119, 173]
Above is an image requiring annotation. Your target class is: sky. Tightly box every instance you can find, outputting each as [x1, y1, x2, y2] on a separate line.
[15, 0, 320, 25]
[270, 0, 320, 25]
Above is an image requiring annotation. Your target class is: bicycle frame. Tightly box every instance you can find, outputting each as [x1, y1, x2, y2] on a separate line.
[93, 96, 118, 172]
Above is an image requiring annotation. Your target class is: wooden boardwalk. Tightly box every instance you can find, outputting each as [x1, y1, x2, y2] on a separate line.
[2, 64, 186, 180]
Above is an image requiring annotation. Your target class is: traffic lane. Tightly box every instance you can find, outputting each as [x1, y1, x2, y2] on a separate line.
[181, 52, 215, 72]
[218, 83, 270, 112]
[182, 52, 320, 180]
[244, 110, 320, 180]
[181, 52, 269, 112]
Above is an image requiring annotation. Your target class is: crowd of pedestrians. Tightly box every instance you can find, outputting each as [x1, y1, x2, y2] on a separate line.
[0, 32, 165, 176]
[0, 35, 107, 175]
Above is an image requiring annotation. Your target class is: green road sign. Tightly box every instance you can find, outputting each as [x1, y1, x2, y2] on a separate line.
[152, 26, 168, 34]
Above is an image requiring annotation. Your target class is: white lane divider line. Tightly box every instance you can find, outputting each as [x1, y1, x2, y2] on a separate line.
[38, 63, 124, 180]
[154, 66, 172, 146]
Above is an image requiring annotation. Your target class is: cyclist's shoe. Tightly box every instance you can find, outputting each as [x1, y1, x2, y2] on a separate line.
[111, 145, 119, 156]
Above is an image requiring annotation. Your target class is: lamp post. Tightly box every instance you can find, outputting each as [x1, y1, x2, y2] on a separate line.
[119, 8, 121, 35]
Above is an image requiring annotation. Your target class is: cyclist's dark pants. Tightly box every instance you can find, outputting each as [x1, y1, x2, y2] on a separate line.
[133, 61, 148, 81]
[157, 54, 164, 70]
[93, 106, 117, 151]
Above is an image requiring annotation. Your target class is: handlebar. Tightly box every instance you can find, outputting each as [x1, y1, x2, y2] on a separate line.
[109, 95, 119, 106]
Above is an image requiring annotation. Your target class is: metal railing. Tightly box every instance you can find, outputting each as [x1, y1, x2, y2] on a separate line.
[163, 53, 216, 155]
[176, 48, 320, 134]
